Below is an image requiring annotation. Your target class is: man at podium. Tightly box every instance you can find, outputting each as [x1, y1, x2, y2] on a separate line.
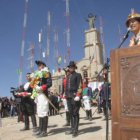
[126, 12, 140, 46]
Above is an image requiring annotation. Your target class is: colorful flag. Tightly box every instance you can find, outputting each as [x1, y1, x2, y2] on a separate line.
[17, 69, 22, 74]
[58, 56, 62, 65]
[90, 55, 95, 64]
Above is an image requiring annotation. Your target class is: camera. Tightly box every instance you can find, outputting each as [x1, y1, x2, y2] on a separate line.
[10, 87, 18, 94]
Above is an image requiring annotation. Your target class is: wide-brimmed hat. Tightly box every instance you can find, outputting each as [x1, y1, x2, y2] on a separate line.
[67, 61, 77, 69]
[126, 13, 140, 27]
[35, 60, 46, 67]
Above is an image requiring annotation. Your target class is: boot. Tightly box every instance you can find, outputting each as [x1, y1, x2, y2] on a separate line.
[65, 116, 74, 135]
[64, 112, 70, 126]
[21, 112, 24, 122]
[31, 115, 37, 132]
[49, 109, 52, 116]
[52, 109, 54, 116]
[33, 118, 43, 136]
[89, 110, 92, 121]
[37, 116, 48, 138]
[86, 110, 89, 120]
[18, 113, 21, 122]
[20, 115, 29, 131]
[98, 105, 102, 113]
[67, 112, 71, 126]
[72, 115, 79, 138]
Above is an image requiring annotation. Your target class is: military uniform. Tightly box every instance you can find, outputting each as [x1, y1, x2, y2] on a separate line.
[65, 61, 83, 137]
[33, 61, 52, 138]
[82, 86, 92, 120]
[48, 93, 53, 116]
[100, 83, 111, 117]
[55, 94, 60, 115]
[61, 77, 70, 126]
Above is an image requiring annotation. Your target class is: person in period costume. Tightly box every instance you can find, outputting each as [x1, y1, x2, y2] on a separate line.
[54, 93, 60, 115]
[65, 61, 83, 137]
[100, 71, 111, 118]
[61, 67, 71, 126]
[94, 88, 102, 114]
[20, 73, 37, 132]
[50, 92, 56, 116]
[33, 60, 52, 138]
[82, 80, 92, 121]
[53, 93, 59, 115]
[48, 92, 54, 116]
[126, 12, 140, 46]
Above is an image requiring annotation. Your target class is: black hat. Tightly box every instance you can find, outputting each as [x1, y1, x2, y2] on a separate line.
[35, 60, 46, 67]
[67, 61, 77, 68]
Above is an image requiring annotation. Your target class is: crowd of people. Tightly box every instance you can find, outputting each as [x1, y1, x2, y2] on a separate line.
[0, 97, 17, 118]
[0, 84, 110, 119]
[0, 92, 62, 120]
[0, 63, 111, 138]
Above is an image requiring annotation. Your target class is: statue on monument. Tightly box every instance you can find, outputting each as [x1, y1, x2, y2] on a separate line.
[86, 13, 96, 29]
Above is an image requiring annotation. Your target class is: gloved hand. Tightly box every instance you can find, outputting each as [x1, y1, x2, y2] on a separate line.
[35, 85, 43, 93]
[24, 82, 30, 91]
[74, 96, 80, 101]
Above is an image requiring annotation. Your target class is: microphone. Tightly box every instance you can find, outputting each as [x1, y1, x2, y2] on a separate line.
[123, 27, 131, 39]
[118, 27, 131, 48]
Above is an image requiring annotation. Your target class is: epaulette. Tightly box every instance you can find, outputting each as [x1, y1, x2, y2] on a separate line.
[44, 72, 50, 78]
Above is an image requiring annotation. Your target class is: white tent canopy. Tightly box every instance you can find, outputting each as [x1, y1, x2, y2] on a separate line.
[88, 82, 104, 91]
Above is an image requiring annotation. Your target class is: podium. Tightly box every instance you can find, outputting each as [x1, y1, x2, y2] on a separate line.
[110, 45, 140, 140]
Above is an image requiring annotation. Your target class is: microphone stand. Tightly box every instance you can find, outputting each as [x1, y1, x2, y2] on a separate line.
[96, 58, 110, 140]
[118, 29, 130, 48]
[95, 29, 130, 140]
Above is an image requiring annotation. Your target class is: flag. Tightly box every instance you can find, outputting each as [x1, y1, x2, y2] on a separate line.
[90, 55, 95, 64]
[58, 56, 62, 65]
[17, 69, 22, 74]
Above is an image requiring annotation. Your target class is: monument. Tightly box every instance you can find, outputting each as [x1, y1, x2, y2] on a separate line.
[76, 13, 104, 81]
[86, 13, 96, 29]
[50, 13, 104, 93]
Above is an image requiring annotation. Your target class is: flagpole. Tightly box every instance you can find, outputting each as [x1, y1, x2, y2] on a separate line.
[89, 57, 91, 80]
[89, 41, 91, 81]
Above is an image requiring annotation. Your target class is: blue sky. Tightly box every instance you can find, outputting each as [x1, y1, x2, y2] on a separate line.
[0, 0, 139, 97]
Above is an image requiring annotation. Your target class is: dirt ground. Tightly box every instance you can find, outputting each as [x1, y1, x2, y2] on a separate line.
[0, 107, 111, 140]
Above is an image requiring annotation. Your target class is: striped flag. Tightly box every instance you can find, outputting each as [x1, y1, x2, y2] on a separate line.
[58, 56, 62, 65]
[90, 54, 95, 64]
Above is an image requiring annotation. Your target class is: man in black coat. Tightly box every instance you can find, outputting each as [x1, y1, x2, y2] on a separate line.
[20, 73, 37, 132]
[65, 61, 83, 137]
[48, 92, 54, 116]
